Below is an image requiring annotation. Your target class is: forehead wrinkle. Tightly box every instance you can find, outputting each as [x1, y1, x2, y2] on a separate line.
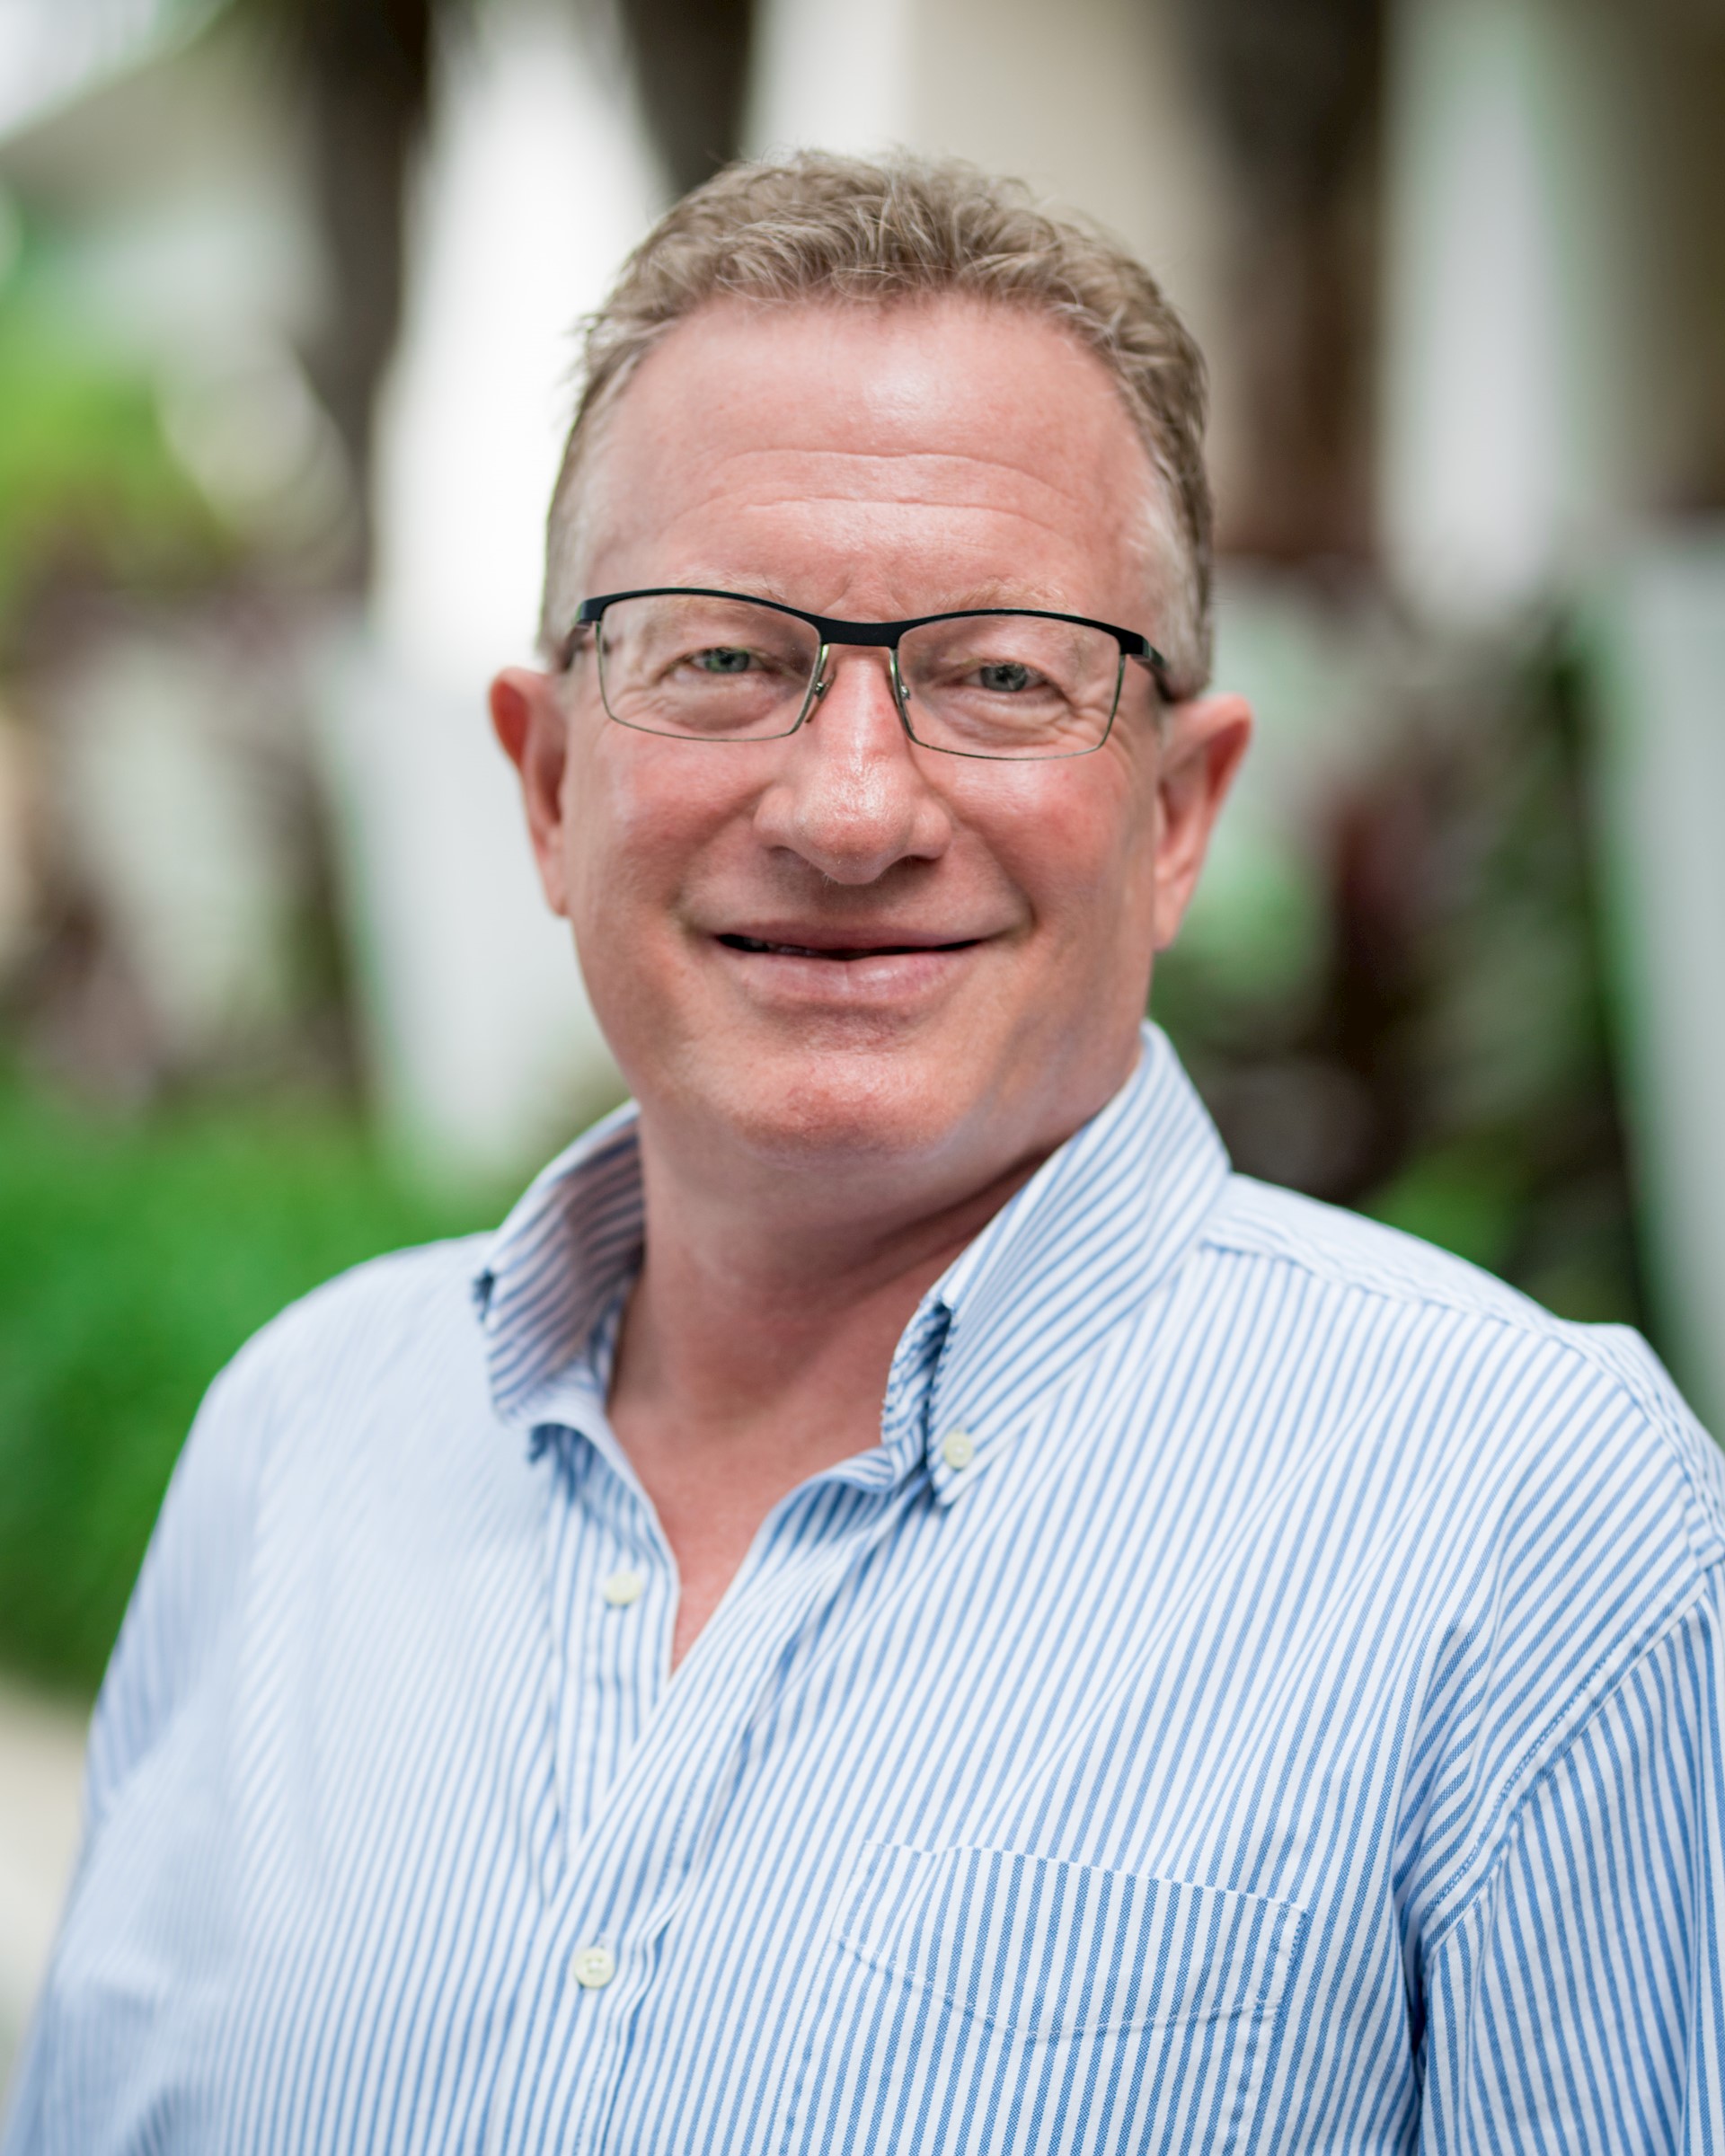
[726, 496, 1135, 578]
[638, 496, 1138, 599]
[640, 441, 1137, 524]
[611, 476, 1145, 583]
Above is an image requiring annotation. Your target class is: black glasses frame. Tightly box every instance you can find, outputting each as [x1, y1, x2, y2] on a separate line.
[560, 587, 1172, 761]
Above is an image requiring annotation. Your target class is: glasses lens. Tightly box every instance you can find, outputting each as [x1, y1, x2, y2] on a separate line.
[898, 614, 1123, 758]
[593, 594, 821, 739]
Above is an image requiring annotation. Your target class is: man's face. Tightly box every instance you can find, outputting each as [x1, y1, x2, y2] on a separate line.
[494, 296, 1249, 1204]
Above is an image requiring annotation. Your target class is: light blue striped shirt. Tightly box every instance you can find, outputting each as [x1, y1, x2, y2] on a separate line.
[10, 1024, 1725, 2153]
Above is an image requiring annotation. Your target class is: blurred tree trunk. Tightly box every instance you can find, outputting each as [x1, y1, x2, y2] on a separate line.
[246, 0, 446, 581]
[1176, 0, 1386, 561]
[247, 0, 749, 583]
[614, 0, 753, 199]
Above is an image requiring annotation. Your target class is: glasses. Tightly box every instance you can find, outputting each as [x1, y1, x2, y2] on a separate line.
[561, 588, 1170, 761]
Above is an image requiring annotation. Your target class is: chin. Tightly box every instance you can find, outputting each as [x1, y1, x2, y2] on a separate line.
[694, 1038, 982, 1173]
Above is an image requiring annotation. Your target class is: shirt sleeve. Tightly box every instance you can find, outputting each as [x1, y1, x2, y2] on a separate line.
[0, 1341, 277, 2156]
[1418, 1568, 1725, 2154]
[80, 1339, 279, 1831]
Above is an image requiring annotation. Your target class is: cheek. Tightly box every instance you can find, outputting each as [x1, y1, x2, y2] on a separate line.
[564, 733, 695, 926]
[959, 755, 1155, 945]
[561, 747, 706, 1075]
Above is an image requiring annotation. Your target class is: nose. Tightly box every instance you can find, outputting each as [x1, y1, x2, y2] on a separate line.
[751, 647, 953, 884]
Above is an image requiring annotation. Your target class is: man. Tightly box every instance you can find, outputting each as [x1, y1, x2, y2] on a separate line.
[9, 153, 1724, 2154]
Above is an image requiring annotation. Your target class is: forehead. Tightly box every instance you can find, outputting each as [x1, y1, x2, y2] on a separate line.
[578, 296, 1163, 615]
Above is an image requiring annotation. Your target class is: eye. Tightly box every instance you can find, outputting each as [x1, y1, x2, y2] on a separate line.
[689, 645, 759, 676]
[973, 660, 1039, 694]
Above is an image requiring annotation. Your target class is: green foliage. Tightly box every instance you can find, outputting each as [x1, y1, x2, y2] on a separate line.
[1155, 627, 1650, 1336]
[0, 1079, 500, 1697]
[0, 248, 234, 658]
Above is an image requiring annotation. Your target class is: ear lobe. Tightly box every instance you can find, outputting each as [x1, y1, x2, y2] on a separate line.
[490, 665, 573, 917]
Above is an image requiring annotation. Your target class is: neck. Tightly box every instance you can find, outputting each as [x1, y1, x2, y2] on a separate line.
[617, 1125, 1049, 1447]
[601, 1064, 1135, 1667]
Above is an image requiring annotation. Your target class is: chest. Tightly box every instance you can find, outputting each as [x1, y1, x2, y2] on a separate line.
[61, 1394, 1447, 2154]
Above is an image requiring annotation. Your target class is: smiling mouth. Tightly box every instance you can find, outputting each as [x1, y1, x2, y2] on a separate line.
[718, 934, 980, 961]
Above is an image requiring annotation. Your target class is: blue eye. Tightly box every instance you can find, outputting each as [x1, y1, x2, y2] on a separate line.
[976, 661, 1036, 693]
[692, 647, 756, 675]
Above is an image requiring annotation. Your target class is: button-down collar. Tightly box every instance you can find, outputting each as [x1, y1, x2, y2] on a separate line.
[471, 1022, 1231, 1498]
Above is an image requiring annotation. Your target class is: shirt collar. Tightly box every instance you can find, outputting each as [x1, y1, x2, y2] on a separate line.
[471, 1096, 644, 1427]
[909, 1021, 1230, 1500]
[472, 1022, 1231, 1486]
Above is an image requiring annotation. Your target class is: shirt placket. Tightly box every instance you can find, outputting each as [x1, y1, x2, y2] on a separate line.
[545, 1432, 676, 1878]
[481, 1450, 922, 2156]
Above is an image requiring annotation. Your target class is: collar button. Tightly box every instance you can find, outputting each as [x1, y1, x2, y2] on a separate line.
[940, 1429, 977, 1471]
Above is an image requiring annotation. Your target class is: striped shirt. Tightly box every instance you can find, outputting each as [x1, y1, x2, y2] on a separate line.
[9, 1022, 1725, 2153]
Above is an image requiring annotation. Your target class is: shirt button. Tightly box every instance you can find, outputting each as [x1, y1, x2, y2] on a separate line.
[941, 1429, 976, 1471]
[601, 1569, 644, 1608]
[573, 1943, 616, 1990]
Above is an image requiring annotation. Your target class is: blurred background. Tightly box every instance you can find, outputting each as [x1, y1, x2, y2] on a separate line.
[1, 0, 1722, 2087]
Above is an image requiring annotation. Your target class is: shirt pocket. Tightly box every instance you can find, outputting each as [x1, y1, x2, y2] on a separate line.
[780, 1843, 1307, 2156]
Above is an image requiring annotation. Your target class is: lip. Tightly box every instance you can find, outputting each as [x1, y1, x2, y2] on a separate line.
[713, 927, 985, 960]
[707, 924, 991, 1005]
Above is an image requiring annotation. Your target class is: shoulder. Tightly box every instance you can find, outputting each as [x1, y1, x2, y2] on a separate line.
[1195, 1182, 1725, 1910]
[140, 1233, 496, 1634]
[1205, 1172, 1566, 1330]
[244, 1230, 494, 1357]
[213, 1232, 495, 1429]
[1199, 1171, 1724, 1566]
[84, 1235, 498, 1815]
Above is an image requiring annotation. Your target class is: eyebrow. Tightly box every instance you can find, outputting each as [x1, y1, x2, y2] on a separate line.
[624, 571, 1057, 616]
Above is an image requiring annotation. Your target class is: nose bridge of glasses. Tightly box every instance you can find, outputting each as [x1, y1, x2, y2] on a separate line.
[809, 614, 902, 649]
[810, 629, 901, 690]
[803, 611, 907, 702]
[808, 635, 914, 723]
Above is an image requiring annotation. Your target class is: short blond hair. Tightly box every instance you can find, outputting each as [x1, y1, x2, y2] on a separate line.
[541, 151, 1214, 695]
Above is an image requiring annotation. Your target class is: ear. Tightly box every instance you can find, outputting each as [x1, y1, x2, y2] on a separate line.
[490, 666, 574, 917]
[1150, 692, 1253, 950]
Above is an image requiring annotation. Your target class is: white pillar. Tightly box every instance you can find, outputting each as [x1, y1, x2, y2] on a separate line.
[1589, 534, 1725, 1432]
[1380, 0, 1564, 615]
[1378, 0, 1634, 620]
[745, 0, 916, 154]
[319, 0, 663, 1183]
[743, 0, 1236, 496]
